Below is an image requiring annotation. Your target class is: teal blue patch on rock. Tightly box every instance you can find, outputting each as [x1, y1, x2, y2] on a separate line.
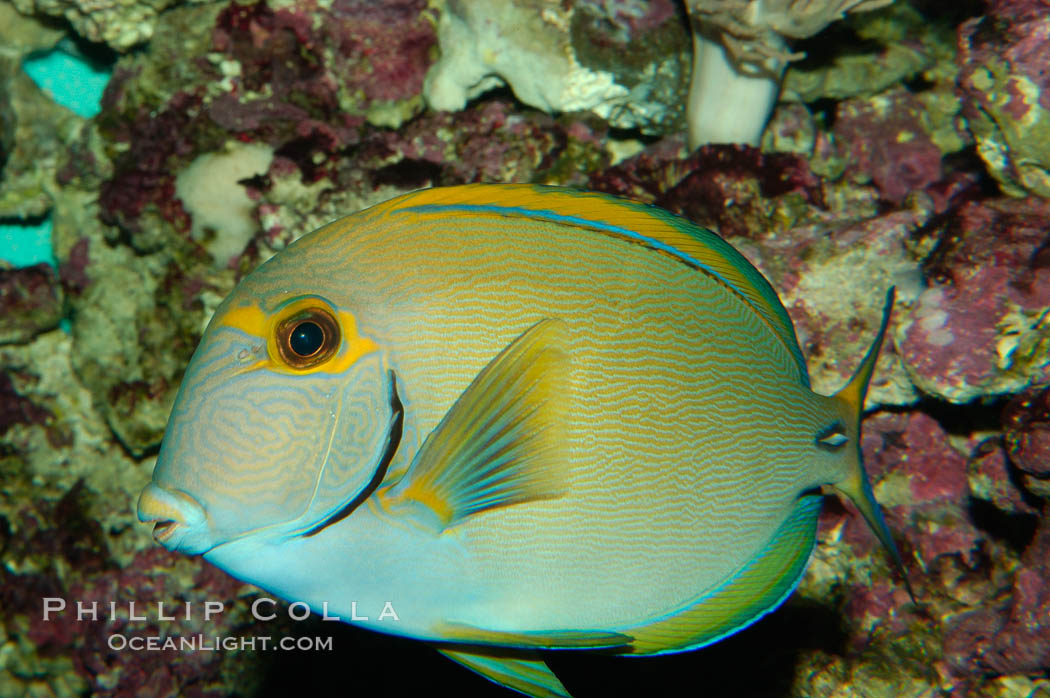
[0, 216, 56, 268]
[22, 45, 112, 118]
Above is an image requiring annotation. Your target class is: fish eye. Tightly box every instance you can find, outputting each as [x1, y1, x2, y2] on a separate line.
[275, 308, 340, 369]
[289, 321, 324, 357]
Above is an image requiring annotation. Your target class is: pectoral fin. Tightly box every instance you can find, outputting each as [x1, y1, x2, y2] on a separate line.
[436, 648, 570, 698]
[390, 318, 569, 529]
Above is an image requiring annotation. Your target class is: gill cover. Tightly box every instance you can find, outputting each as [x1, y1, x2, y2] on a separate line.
[151, 294, 393, 548]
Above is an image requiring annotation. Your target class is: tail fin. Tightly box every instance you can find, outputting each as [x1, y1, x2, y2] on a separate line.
[832, 288, 916, 602]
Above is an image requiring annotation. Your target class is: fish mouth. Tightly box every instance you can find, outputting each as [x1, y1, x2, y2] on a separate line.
[137, 484, 213, 554]
[152, 519, 178, 542]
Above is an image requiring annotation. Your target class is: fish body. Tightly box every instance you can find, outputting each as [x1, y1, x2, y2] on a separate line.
[139, 184, 904, 696]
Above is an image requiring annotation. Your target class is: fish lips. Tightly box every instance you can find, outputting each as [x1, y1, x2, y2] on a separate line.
[137, 483, 214, 555]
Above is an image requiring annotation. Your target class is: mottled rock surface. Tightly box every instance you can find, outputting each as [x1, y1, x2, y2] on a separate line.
[957, 1, 1050, 198]
[897, 196, 1050, 402]
[424, 0, 688, 134]
[0, 264, 62, 344]
[11, 0, 198, 51]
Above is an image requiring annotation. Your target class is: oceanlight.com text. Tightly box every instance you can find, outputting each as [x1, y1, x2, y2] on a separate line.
[107, 634, 334, 652]
[41, 597, 400, 623]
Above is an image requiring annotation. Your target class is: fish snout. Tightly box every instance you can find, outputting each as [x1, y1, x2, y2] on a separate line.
[137, 484, 213, 554]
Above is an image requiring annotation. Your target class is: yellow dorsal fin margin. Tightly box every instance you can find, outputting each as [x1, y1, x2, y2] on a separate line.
[384, 184, 810, 386]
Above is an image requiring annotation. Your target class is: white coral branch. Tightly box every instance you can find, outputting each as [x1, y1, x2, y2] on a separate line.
[685, 0, 894, 148]
[692, 0, 893, 62]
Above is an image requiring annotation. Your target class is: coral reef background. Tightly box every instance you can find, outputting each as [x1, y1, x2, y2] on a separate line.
[1, 0, 1049, 696]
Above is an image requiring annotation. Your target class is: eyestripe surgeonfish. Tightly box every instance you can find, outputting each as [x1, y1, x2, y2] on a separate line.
[138, 184, 909, 697]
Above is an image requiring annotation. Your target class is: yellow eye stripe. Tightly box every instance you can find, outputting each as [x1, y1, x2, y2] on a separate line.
[218, 297, 379, 375]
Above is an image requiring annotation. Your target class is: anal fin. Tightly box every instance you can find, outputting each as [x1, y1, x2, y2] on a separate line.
[434, 621, 631, 650]
[627, 494, 822, 655]
[437, 647, 570, 698]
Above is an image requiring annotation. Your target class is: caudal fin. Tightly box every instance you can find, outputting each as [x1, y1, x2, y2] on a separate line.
[832, 288, 916, 602]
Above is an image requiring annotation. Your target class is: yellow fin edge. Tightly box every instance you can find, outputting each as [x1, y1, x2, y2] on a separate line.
[626, 494, 821, 655]
[436, 648, 570, 698]
[832, 288, 916, 602]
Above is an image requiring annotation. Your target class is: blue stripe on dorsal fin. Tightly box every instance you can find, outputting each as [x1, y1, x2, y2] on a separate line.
[387, 184, 810, 386]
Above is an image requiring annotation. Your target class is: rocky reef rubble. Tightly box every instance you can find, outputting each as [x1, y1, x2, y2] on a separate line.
[1, 0, 1049, 696]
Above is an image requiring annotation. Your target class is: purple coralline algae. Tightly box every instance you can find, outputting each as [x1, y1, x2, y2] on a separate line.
[831, 87, 944, 205]
[2, 0, 1050, 696]
[941, 383, 1050, 687]
[957, 0, 1050, 198]
[0, 370, 53, 439]
[968, 438, 1039, 516]
[0, 264, 63, 344]
[945, 512, 1050, 682]
[856, 412, 980, 581]
[897, 196, 1050, 402]
[99, 0, 435, 252]
[1003, 383, 1050, 499]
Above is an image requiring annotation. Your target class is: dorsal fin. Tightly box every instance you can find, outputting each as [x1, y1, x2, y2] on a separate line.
[385, 184, 809, 385]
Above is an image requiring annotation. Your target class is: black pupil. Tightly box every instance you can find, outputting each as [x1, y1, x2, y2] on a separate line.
[289, 321, 324, 357]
